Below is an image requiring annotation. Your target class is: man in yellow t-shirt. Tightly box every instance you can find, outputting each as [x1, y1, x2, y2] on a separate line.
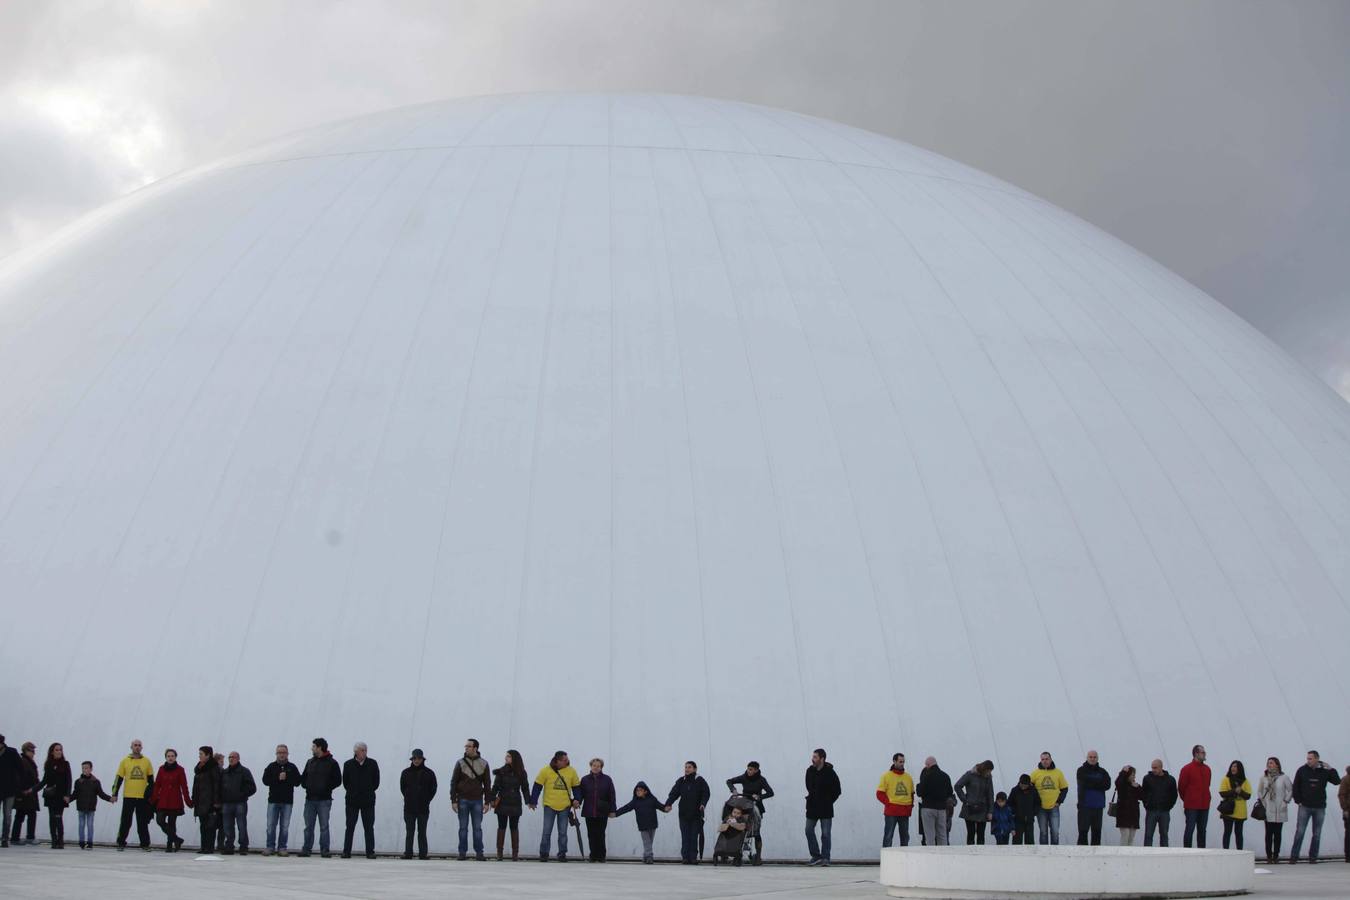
[877, 753, 916, 847]
[110, 739, 156, 850]
[1031, 752, 1069, 845]
[528, 751, 581, 861]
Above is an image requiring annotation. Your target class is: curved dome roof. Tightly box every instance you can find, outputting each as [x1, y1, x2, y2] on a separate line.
[3, 93, 1349, 858]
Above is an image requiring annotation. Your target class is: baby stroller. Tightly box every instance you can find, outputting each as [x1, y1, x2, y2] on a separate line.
[712, 794, 760, 866]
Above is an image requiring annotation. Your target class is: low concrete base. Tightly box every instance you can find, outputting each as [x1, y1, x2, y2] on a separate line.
[881, 845, 1254, 899]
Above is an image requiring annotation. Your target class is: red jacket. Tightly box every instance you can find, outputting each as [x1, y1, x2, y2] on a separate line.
[1178, 760, 1211, 811]
[150, 763, 192, 813]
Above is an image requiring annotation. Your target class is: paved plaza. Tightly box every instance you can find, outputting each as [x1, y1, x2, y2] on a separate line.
[0, 845, 1347, 899]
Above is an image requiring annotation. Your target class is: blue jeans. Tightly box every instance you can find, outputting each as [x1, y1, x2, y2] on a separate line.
[1144, 809, 1170, 846]
[806, 816, 832, 861]
[1037, 806, 1060, 844]
[540, 806, 570, 859]
[78, 810, 95, 845]
[1183, 808, 1207, 848]
[1289, 806, 1325, 860]
[221, 802, 249, 851]
[302, 799, 332, 853]
[457, 799, 484, 855]
[266, 803, 292, 851]
[883, 815, 910, 847]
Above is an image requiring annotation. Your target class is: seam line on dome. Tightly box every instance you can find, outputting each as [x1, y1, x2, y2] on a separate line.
[841, 161, 1087, 756]
[201, 142, 1044, 204]
[675, 146, 815, 743]
[915, 175, 1173, 754]
[976, 186, 1294, 753]
[996, 188, 1349, 723]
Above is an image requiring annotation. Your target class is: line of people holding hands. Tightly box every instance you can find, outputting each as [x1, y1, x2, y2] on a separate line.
[875, 744, 1347, 864]
[0, 734, 846, 865]
[5, 732, 1346, 865]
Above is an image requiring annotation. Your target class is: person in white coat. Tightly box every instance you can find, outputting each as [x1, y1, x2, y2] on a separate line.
[1256, 757, 1293, 865]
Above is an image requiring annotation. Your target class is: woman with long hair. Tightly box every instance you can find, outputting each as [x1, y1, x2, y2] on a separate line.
[1219, 760, 1252, 850]
[1256, 757, 1292, 864]
[150, 749, 192, 851]
[33, 743, 72, 848]
[1113, 765, 1142, 845]
[489, 750, 529, 860]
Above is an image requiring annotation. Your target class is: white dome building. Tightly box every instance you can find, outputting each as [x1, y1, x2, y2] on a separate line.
[2, 93, 1348, 860]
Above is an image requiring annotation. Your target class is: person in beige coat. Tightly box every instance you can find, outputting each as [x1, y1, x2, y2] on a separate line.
[1256, 757, 1293, 864]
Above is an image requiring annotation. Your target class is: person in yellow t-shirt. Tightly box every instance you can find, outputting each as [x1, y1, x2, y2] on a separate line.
[1032, 752, 1069, 845]
[529, 751, 581, 861]
[110, 739, 156, 850]
[877, 753, 915, 847]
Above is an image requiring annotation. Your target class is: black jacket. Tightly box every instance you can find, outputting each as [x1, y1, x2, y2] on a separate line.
[36, 759, 73, 809]
[1010, 784, 1040, 821]
[301, 753, 343, 801]
[220, 764, 257, 804]
[804, 763, 842, 819]
[1140, 771, 1179, 811]
[916, 766, 954, 808]
[614, 782, 663, 831]
[343, 757, 381, 806]
[192, 759, 223, 817]
[0, 744, 20, 799]
[665, 773, 711, 820]
[726, 771, 775, 814]
[71, 774, 112, 812]
[14, 753, 40, 812]
[262, 760, 302, 805]
[1292, 763, 1342, 809]
[491, 766, 529, 816]
[400, 763, 439, 813]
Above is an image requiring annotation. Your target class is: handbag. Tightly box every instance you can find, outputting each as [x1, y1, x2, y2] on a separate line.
[1251, 798, 1266, 821]
[1220, 782, 1236, 820]
[1107, 789, 1118, 818]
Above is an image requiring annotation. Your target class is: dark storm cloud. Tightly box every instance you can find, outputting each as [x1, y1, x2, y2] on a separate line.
[1, 0, 1347, 396]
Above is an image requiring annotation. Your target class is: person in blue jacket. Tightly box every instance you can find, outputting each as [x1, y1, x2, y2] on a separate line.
[991, 792, 1016, 845]
[1076, 750, 1111, 846]
[611, 781, 664, 864]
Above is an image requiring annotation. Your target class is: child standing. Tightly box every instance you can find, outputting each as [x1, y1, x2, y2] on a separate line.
[611, 781, 664, 864]
[71, 761, 113, 849]
[1010, 774, 1040, 845]
[991, 791, 1015, 845]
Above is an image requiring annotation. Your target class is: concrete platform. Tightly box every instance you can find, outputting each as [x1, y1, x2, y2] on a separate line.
[881, 846, 1254, 899]
[0, 844, 1346, 899]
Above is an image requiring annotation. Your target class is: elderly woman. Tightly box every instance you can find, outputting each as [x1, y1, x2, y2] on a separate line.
[579, 758, 617, 862]
[10, 742, 40, 845]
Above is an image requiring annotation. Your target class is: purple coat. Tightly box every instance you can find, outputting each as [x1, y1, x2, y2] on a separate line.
[579, 771, 617, 819]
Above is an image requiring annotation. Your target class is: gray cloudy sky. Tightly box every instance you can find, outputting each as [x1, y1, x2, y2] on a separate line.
[2, 0, 1348, 398]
